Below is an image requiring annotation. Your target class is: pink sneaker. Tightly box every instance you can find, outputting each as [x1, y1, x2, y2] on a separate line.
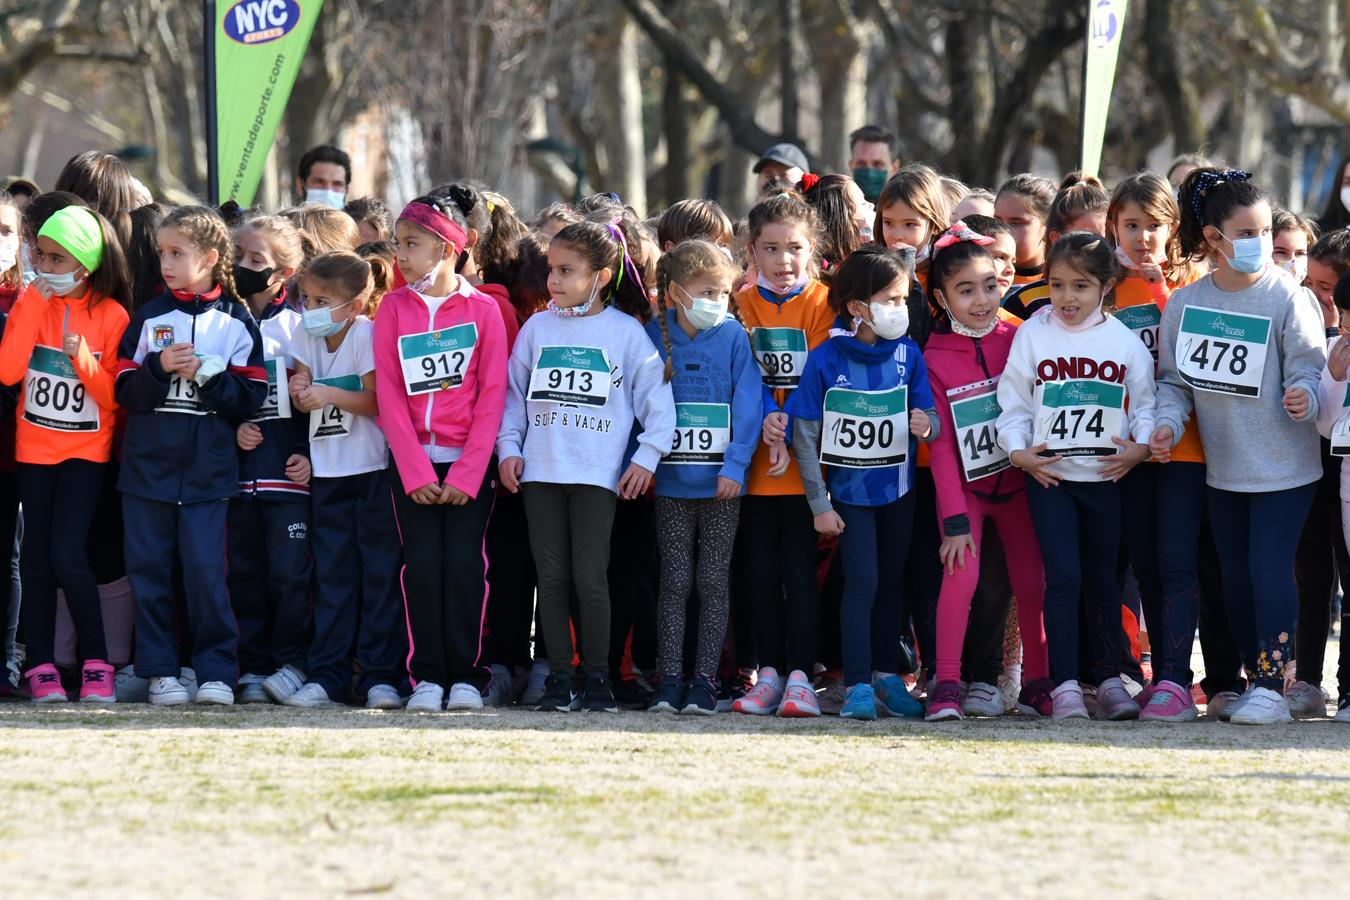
[1139, 679, 1197, 722]
[777, 670, 821, 718]
[1017, 677, 1055, 718]
[79, 659, 116, 704]
[25, 663, 68, 703]
[924, 680, 964, 721]
[731, 667, 783, 715]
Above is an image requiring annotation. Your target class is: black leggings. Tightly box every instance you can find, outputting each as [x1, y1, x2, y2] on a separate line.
[655, 496, 739, 678]
[739, 494, 818, 674]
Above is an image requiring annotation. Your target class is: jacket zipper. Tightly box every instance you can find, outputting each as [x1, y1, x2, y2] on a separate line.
[971, 335, 1006, 496]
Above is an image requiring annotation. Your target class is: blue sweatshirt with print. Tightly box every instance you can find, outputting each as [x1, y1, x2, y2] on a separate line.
[645, 310, 763, 498]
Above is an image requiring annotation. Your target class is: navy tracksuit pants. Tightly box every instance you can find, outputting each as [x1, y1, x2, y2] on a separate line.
[227, 494, 313, 676]
[126, 495, 237, 685]
[307, 470, 405, 699]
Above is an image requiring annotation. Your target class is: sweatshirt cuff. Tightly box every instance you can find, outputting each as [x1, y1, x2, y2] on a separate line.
[496, 440, 522, 462]
[1130, 419, 1154, 444]
[145, 351, 171, 382]
[1000, 431, 1029, 454]
[942, 514, 971, 537]
[922, 409, 941, 443]
[631, 444, 663, 475]
[807, 493, 834, 517]
[1155, 416, 1183, 448]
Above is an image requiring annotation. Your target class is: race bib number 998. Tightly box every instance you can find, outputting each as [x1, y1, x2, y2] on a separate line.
[751, 328, 808, 389]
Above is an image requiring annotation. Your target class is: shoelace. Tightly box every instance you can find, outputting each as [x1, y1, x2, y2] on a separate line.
[36, 672, 59, 685]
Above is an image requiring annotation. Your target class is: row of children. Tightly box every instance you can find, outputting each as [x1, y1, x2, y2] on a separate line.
[3, 148, 1350, 727]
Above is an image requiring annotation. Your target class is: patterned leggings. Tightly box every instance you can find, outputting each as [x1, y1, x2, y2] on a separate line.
[655, 496, 741, 679]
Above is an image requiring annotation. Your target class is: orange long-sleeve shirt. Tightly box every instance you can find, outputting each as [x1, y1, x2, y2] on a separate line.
[0, 285, 129, 464]
[736, 279, 834, 496]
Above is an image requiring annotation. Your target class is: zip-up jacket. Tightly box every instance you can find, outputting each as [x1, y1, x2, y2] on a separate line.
[0, 284, 129, 465]
[115, 287, 267, 503]
[238, 293, 309, 498]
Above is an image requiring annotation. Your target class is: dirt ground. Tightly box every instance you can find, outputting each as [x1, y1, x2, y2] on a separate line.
[3, 653, 1350, 898]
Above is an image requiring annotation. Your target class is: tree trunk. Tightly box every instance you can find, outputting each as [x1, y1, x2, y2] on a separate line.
[594, 7, 647, 213]
[815, 35, 868, 174]
[1143, 0, 1203, 154]
[663, 65, 696, 207]
[779, 0, 800, 145]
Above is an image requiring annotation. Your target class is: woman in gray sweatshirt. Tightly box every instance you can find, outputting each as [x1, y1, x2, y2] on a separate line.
[1150, 169, 1326, 725]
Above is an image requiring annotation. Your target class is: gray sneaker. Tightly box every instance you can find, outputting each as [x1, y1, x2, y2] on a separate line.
[1095, 676, 1141, 721]
[483, 665, 514, 707]
[1284, 681, 1328, 719]
[262, 664, 305, 703]
[520, 660, 550, 706]
[1209, 688, 1247, 721]
[1050, 680, 1089, 719]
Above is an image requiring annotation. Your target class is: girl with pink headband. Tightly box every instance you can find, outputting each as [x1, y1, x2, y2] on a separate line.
[372, 187, 510, 713]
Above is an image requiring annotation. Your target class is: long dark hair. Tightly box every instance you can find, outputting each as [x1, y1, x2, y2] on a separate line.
[53, 151, 136, 249]
[826, 244, 912, 320]
[1318, 151, 1350, 233]
[551, 220, 652, 322]
[801, 174, 862, 275]
[1176, 168, 1270, 261]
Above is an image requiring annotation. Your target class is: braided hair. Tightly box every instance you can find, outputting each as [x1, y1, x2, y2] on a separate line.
[160, 205, 240, 302]
[653, 240, 741, 382]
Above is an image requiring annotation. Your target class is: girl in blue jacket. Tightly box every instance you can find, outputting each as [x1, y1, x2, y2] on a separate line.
[786, 245, 940, 721]
[646, 240, 761, 715]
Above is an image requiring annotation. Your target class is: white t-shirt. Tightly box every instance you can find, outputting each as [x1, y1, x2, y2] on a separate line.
[290, 316, 387, 478]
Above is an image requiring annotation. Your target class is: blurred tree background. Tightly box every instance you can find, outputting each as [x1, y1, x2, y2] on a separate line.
[0, 0, 1346, 217]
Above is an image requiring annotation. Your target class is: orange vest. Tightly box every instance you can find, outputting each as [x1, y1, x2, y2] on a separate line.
[736, 280, 834, 496]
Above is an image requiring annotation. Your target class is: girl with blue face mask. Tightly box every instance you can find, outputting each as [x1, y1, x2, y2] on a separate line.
[1151, 168, 1328, 726]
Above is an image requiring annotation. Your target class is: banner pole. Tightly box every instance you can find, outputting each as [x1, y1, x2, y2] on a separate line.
[204, 0, 219, 204]
[1078, 0, 1090, 173]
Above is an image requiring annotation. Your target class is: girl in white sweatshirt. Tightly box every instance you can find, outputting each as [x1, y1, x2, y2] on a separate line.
[996, 232, 1155, 721]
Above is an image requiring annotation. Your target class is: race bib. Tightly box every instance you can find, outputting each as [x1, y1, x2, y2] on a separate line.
[308, 374, 363, 441]
[1115, 303, 1161, 361]
[1176, 305, 1270, 397]
[821, 386, 908, 469]
[667, 403, 730, 466]
[947, 378, 1008, 481]
[527, 346, 611, 407]
[24, 345, 98, 432]
[158, 371, 205, 415]
[751, 328, 808, 389]
[399, 323, 477, 395]
[249, 358, 291, 423]
[1033, 379, 1125, 458]
[1331, 384, 1350, 457]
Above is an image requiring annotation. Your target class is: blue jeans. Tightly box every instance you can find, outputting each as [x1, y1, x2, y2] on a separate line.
[1024, 476, 1123, 686]
[836, 493, 915, 687]
[1207, 482, 1317, 690]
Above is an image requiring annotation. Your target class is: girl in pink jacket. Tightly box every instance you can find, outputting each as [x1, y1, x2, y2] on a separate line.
[920, 222, 1050, 720]
[373, 190, 508, 713]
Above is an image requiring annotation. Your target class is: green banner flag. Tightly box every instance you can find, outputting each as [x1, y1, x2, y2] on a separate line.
[1079, 0, 1128, 179]
[210, 0, 324, 205]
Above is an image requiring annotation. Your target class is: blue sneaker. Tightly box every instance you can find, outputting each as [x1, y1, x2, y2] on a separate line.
[648, 676, 684, 713]
[874, 675, 923, 718]
[840, 683, 877, 720]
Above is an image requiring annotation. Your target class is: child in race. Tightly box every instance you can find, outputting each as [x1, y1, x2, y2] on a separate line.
[280, 251, 405, 709]
[374, 193, 508, 712]
[1107, 172, 1211, 721]
[1002, 174, 1107, 320]
[919, 222, 1051, 720]
[228, 215, 313, 704]
[730, 192, 835, 718]
[1271, 210, 1315, 288]
[1151, 169, 1326, 725]
[800, 173, 874, 273]
[962, 215, 1018, 298]
[997, 232, 1155, 720]
[497, 219, 675, 714]
[655, 199, 735, 252]
[786, 245, 938, 720]
[116, 206, 267, 706]
[993, 173, 1056, 288]
[646, 240, 760, 715]
[0, 206, 130, 702]
[873, 163, 951, 291]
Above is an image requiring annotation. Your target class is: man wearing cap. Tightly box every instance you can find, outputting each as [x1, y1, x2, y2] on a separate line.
[753, 143, 808, 193]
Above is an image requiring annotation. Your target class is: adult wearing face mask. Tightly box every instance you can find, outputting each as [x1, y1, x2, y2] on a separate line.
[847, 125, 901, 204]
[294, 145, 352, 210]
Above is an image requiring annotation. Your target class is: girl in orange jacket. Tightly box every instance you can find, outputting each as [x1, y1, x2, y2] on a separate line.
[0, 206, 131, 703]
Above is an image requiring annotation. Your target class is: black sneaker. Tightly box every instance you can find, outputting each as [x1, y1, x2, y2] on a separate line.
[535, 671, 578, 712]
[681, 675, 717, 716]
[648, 676, 684, 713]
[613, 676, 655, 710]
[582, 671, 619, 713]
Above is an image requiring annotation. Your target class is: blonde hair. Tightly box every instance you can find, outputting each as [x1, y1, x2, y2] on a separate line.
[301, 251, 374, 310]
[160, 205, 240, 301]
[653, 240, 742, 382]
[355, 241, 396, 318]
[234, 214, 306, 273]
[875, 163, 951, 259]
[282, 203, 359, 259]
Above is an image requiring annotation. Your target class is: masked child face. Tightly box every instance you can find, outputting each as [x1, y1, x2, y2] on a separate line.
[546, 243, 610, 310]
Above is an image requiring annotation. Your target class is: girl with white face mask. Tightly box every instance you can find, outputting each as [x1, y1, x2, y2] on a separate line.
[784, 245, 941, 722]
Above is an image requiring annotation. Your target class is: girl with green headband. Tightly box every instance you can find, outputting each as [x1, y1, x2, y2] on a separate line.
[0, 204, 131, 703]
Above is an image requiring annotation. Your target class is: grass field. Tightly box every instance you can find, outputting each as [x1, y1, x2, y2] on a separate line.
[4, 643, 1350, 898]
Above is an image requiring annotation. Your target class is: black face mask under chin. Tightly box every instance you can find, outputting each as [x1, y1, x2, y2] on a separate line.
[233, 265, 275, 298]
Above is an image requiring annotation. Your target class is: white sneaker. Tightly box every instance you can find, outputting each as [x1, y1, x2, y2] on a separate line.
[1230, 686, 1292, 725]
[1284, 681, 1328, 719]
[116, 665, 150, 703]
[196, 681, 235, 705]
[179, 667, 199, 702]
[406, 681, 444, 712]
[1334, 698, 1350, 722]
[483, 665, 513, 707]
[1051, 680, 1089, 719]
[1208, 689, 1245, 721]
[237, 673, 268, 704]
[365, 684, 403, 710]
[262, 664, 305, 703]
[962, 681, 1007, 717]
[445, 682, 484, 711]
[997, 664, 1021, 711]
[520, 660, 549, 706]
[148, 676, 190, 706]
[282, 682, 335, 708]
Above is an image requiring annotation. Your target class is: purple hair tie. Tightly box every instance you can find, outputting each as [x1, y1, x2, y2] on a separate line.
[604, 216, 647, 299]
